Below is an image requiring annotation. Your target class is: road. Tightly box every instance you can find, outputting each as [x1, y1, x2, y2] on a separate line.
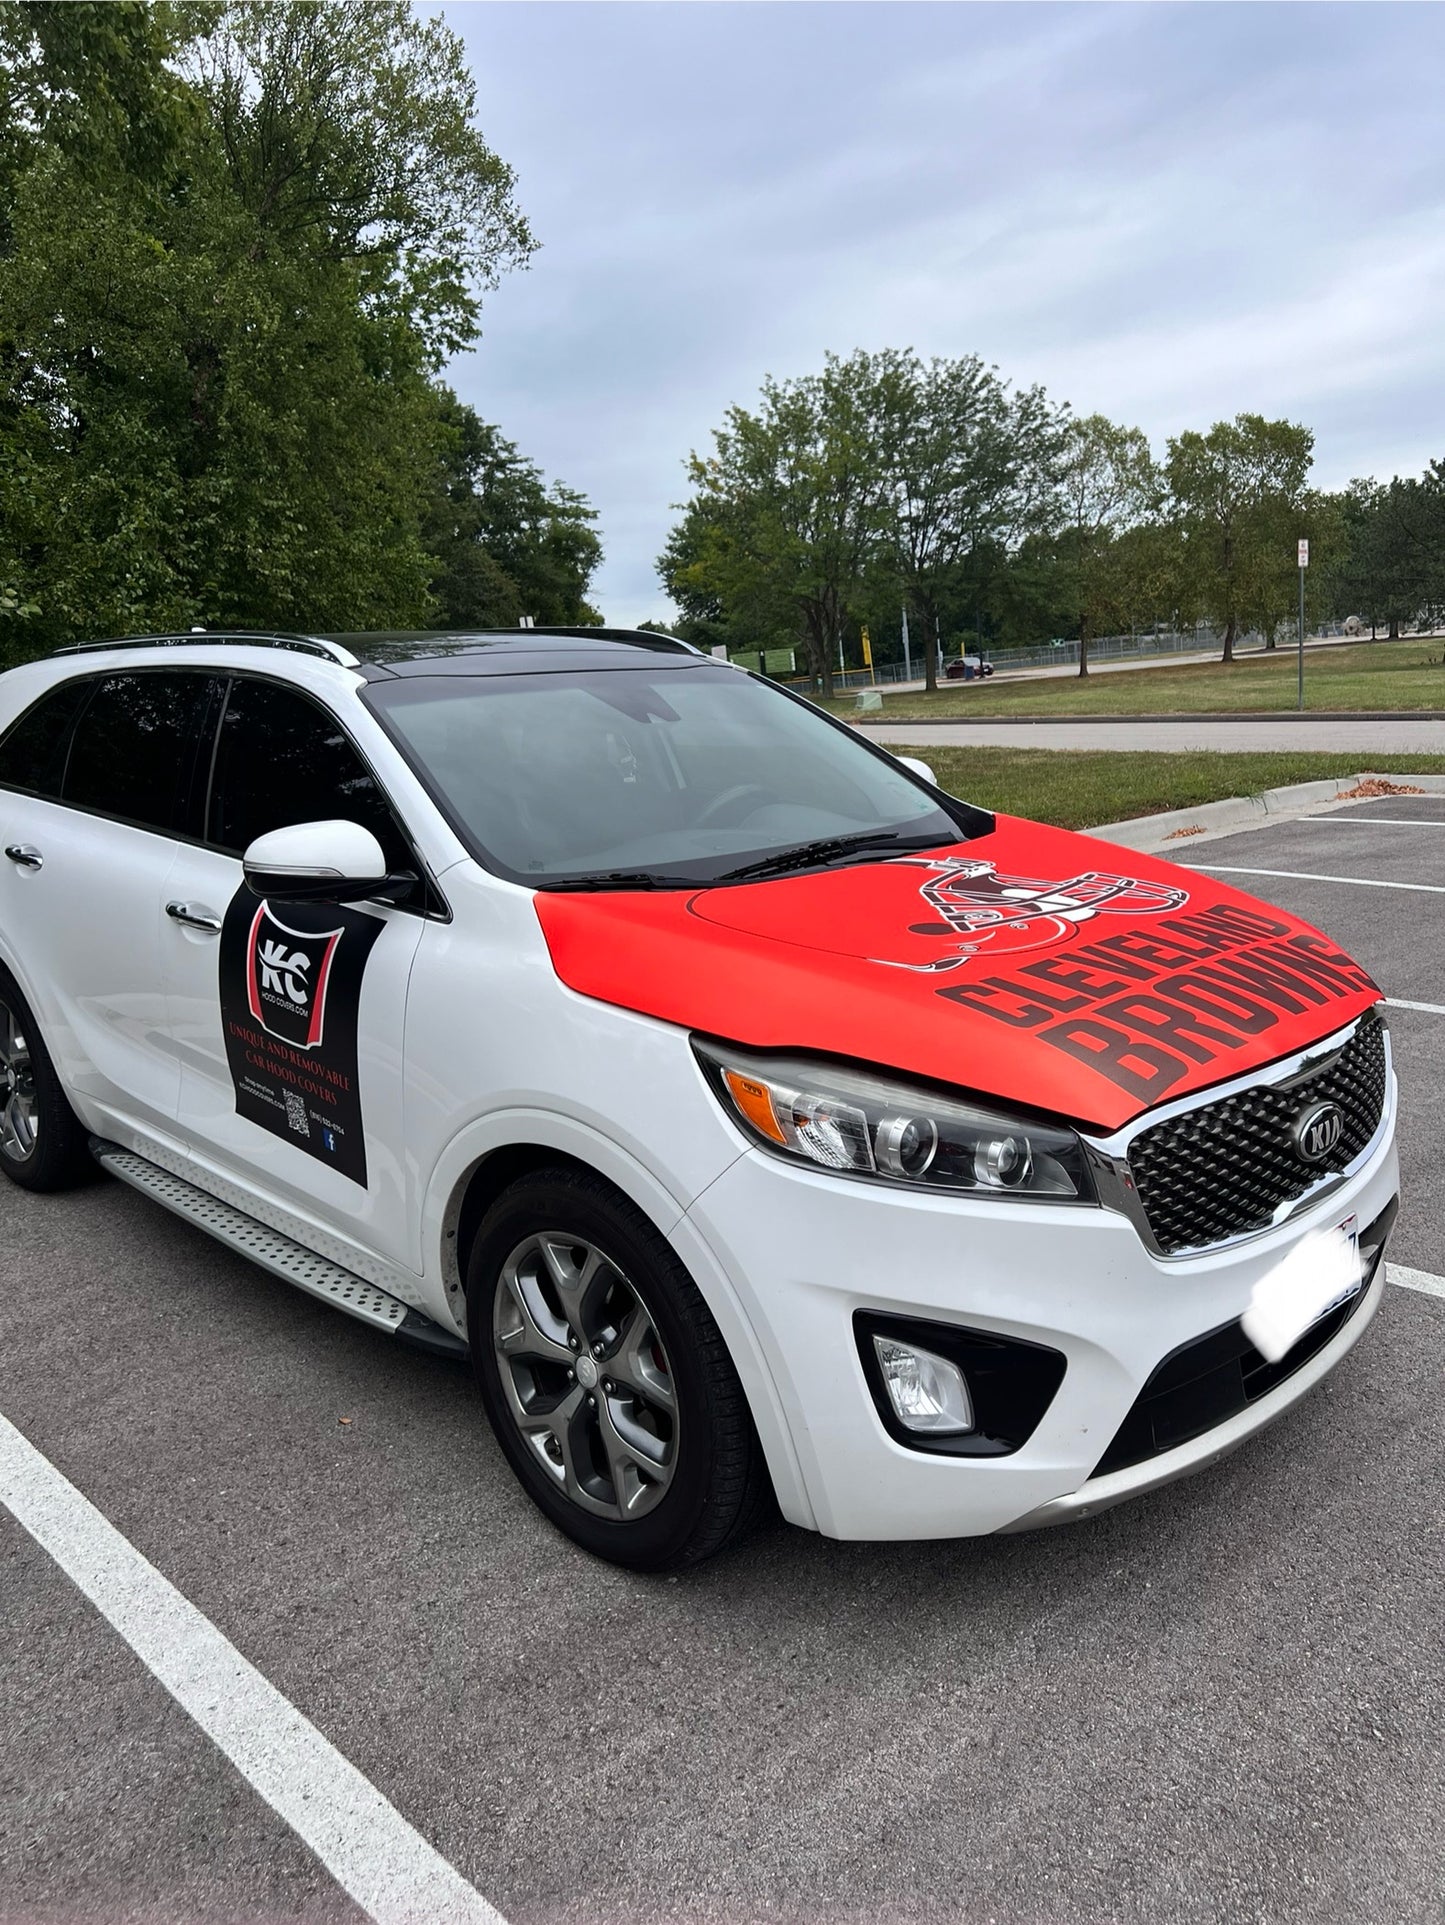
[2, 802, 1443, 1925]
[860, 716, 1445, 754]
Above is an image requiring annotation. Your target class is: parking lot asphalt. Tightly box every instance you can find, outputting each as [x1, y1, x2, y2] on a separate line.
[2, 801, 1443, 1925]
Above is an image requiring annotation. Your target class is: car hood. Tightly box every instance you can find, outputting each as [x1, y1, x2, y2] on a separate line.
[532, 814, 1380, 1133]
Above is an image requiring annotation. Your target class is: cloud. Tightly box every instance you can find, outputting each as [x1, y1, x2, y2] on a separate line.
[440, 1, 1445, 622]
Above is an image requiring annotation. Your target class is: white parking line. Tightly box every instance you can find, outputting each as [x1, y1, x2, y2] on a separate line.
[0, 1410, 506, 1925]
[1388, 1263, 1445, 1303]
[1385, 999, 1445, 1016]
[1181, 865, 1445, 894]
[1302, 817, 1445, 827]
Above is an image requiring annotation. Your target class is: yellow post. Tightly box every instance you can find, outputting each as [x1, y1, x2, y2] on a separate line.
[861, 625, 874, 684]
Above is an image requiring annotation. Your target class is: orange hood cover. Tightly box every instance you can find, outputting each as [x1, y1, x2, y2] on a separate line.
[533, 815, 1380, 1133]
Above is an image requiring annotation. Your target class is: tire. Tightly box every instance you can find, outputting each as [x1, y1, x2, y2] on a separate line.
[467, 1166, 770, 1571]
[0, 966, 94, 1192]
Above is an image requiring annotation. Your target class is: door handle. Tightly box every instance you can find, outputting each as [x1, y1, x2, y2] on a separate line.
[4, 844, 43, 872]
[166, 900, 223, 933]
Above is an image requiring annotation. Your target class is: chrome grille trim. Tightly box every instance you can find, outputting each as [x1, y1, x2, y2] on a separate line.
[1083, 1010, 1394, 1261]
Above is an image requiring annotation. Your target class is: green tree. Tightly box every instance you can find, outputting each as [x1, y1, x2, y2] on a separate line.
[669, 353, 895, 699]
[1054, 414, 1159, 675]
[0, 1, 537, 662]
[1165, 414, 1314, 663]
[878, 352, 1061, 692]
[664, 349, 1064, 695]
[424, 390, 602, 627]
[0, 2, 193, 198]
[1333, 472, 1445, 638]
[656, 504, 738, 655]
[1236, 489, 1344, 651]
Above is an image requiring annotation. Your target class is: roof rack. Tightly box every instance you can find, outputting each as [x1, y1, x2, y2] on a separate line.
[52, 631, 361, 668]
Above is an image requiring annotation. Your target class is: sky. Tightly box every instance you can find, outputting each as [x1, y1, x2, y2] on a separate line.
[440, 1, 1445, 626]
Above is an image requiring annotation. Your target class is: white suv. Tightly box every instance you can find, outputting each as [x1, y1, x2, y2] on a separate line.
[0, 629, 1399, 1568]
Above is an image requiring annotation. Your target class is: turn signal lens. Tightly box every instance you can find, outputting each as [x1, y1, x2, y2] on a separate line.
[693, 1039, 1095, 1204]
[722, 1069, 787, 1145]
[872, 1335, 974, 1434]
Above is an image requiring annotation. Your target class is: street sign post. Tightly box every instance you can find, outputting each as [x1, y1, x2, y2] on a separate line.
[1297, 539, 1309, 711]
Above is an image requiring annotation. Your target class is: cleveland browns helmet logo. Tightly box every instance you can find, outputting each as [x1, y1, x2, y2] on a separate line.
[873, 855, 1189, 973]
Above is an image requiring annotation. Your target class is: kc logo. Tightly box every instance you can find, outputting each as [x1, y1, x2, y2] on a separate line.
[256, 939, 311, 1008]
[874, 855, 1190, 974]
[245, 903, 344, 1049]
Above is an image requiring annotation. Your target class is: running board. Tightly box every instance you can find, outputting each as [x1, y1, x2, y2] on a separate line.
[91, 1140, 468, 1360]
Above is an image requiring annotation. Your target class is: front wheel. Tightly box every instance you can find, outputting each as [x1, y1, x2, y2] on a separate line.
[0, 967, 94, 1192]
[467, 1167, 769, 1570]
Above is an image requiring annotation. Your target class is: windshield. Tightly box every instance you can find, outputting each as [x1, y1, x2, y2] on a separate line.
[366, 664, 974, 885]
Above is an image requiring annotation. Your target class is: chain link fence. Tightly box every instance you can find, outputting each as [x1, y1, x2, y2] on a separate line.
[794, 625, 1318, 692]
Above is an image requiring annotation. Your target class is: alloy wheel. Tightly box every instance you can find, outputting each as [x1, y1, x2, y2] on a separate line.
[492, 1231, 679, 1521]
[0, 998, 38, 1163]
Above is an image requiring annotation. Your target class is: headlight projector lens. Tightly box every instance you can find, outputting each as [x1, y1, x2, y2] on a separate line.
[875, 1114, 939, 1178]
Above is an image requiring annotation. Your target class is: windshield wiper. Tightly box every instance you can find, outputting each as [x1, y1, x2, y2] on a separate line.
[714, 830, 958, 885]
[537, 870, 699, 893]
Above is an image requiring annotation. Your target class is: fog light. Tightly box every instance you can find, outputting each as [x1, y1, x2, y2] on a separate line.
[871, 1335, 974, 1434]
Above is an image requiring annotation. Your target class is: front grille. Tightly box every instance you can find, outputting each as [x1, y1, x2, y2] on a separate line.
[1127, 1012, 1387, 1255]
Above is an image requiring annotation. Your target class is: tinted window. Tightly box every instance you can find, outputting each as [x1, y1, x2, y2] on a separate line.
[0, 679, 91, 798]
[64, 672, 215, 834]
[208, 679, 411, 874]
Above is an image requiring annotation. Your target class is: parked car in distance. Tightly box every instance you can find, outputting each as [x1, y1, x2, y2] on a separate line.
[0, 626, 1399, 1571]
[943, 654, 996, 681]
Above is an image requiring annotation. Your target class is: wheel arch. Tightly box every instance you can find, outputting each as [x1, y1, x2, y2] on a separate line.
[425, 1111, 816, 1531]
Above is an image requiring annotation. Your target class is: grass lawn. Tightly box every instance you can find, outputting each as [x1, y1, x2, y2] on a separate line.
[833, 637, 1445, 720]
[890, 746, 1445, 832]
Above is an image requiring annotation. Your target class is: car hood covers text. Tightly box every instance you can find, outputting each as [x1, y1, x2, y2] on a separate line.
[533, 816, 1381, 1131]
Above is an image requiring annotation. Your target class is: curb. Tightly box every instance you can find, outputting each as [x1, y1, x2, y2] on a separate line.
[1087, 772, 1445, 853]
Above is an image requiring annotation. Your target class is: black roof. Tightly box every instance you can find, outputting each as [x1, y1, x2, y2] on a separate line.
[325, 626, 705, 675]
[53, 626, 706, 675]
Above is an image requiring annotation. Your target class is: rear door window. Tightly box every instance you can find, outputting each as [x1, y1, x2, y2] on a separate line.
[62, 672, 218, 835]
[0, 679, 92, 799]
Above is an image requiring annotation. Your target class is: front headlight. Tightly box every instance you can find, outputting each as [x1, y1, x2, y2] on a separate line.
[693, 1039, 1096, 1203]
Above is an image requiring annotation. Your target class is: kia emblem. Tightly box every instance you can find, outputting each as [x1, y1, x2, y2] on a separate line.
[1291, 1100, 1345, 1164]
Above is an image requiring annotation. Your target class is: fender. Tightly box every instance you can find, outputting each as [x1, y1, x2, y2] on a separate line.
[0, 931, 109, 1141]
[421, 1104, 816, 1530]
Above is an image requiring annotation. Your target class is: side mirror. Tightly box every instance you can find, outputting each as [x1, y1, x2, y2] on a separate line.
[242, 820, 416, 904]
[896, 755, 937, 787]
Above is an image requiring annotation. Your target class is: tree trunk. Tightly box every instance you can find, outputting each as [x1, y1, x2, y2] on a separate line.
[922, 597, 938, 695]
[1077, 614, 1090, 678]
[1220, 616, 1236, 664]
[1388, 616, 1400, 640]
[803, 611, 834, 702]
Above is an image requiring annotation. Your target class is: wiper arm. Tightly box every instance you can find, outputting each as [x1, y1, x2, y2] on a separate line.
[537, 870, 698, 893]
[715, 831, 956, 885]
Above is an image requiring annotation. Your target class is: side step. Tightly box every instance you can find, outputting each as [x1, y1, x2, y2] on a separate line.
[91, 1140, 468, 1360]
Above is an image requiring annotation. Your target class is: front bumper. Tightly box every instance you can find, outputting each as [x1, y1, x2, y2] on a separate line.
[682, 1073, 1399, 1541]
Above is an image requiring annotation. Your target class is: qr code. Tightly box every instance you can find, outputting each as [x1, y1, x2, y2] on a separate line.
[283, 1090, 310, 1138]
